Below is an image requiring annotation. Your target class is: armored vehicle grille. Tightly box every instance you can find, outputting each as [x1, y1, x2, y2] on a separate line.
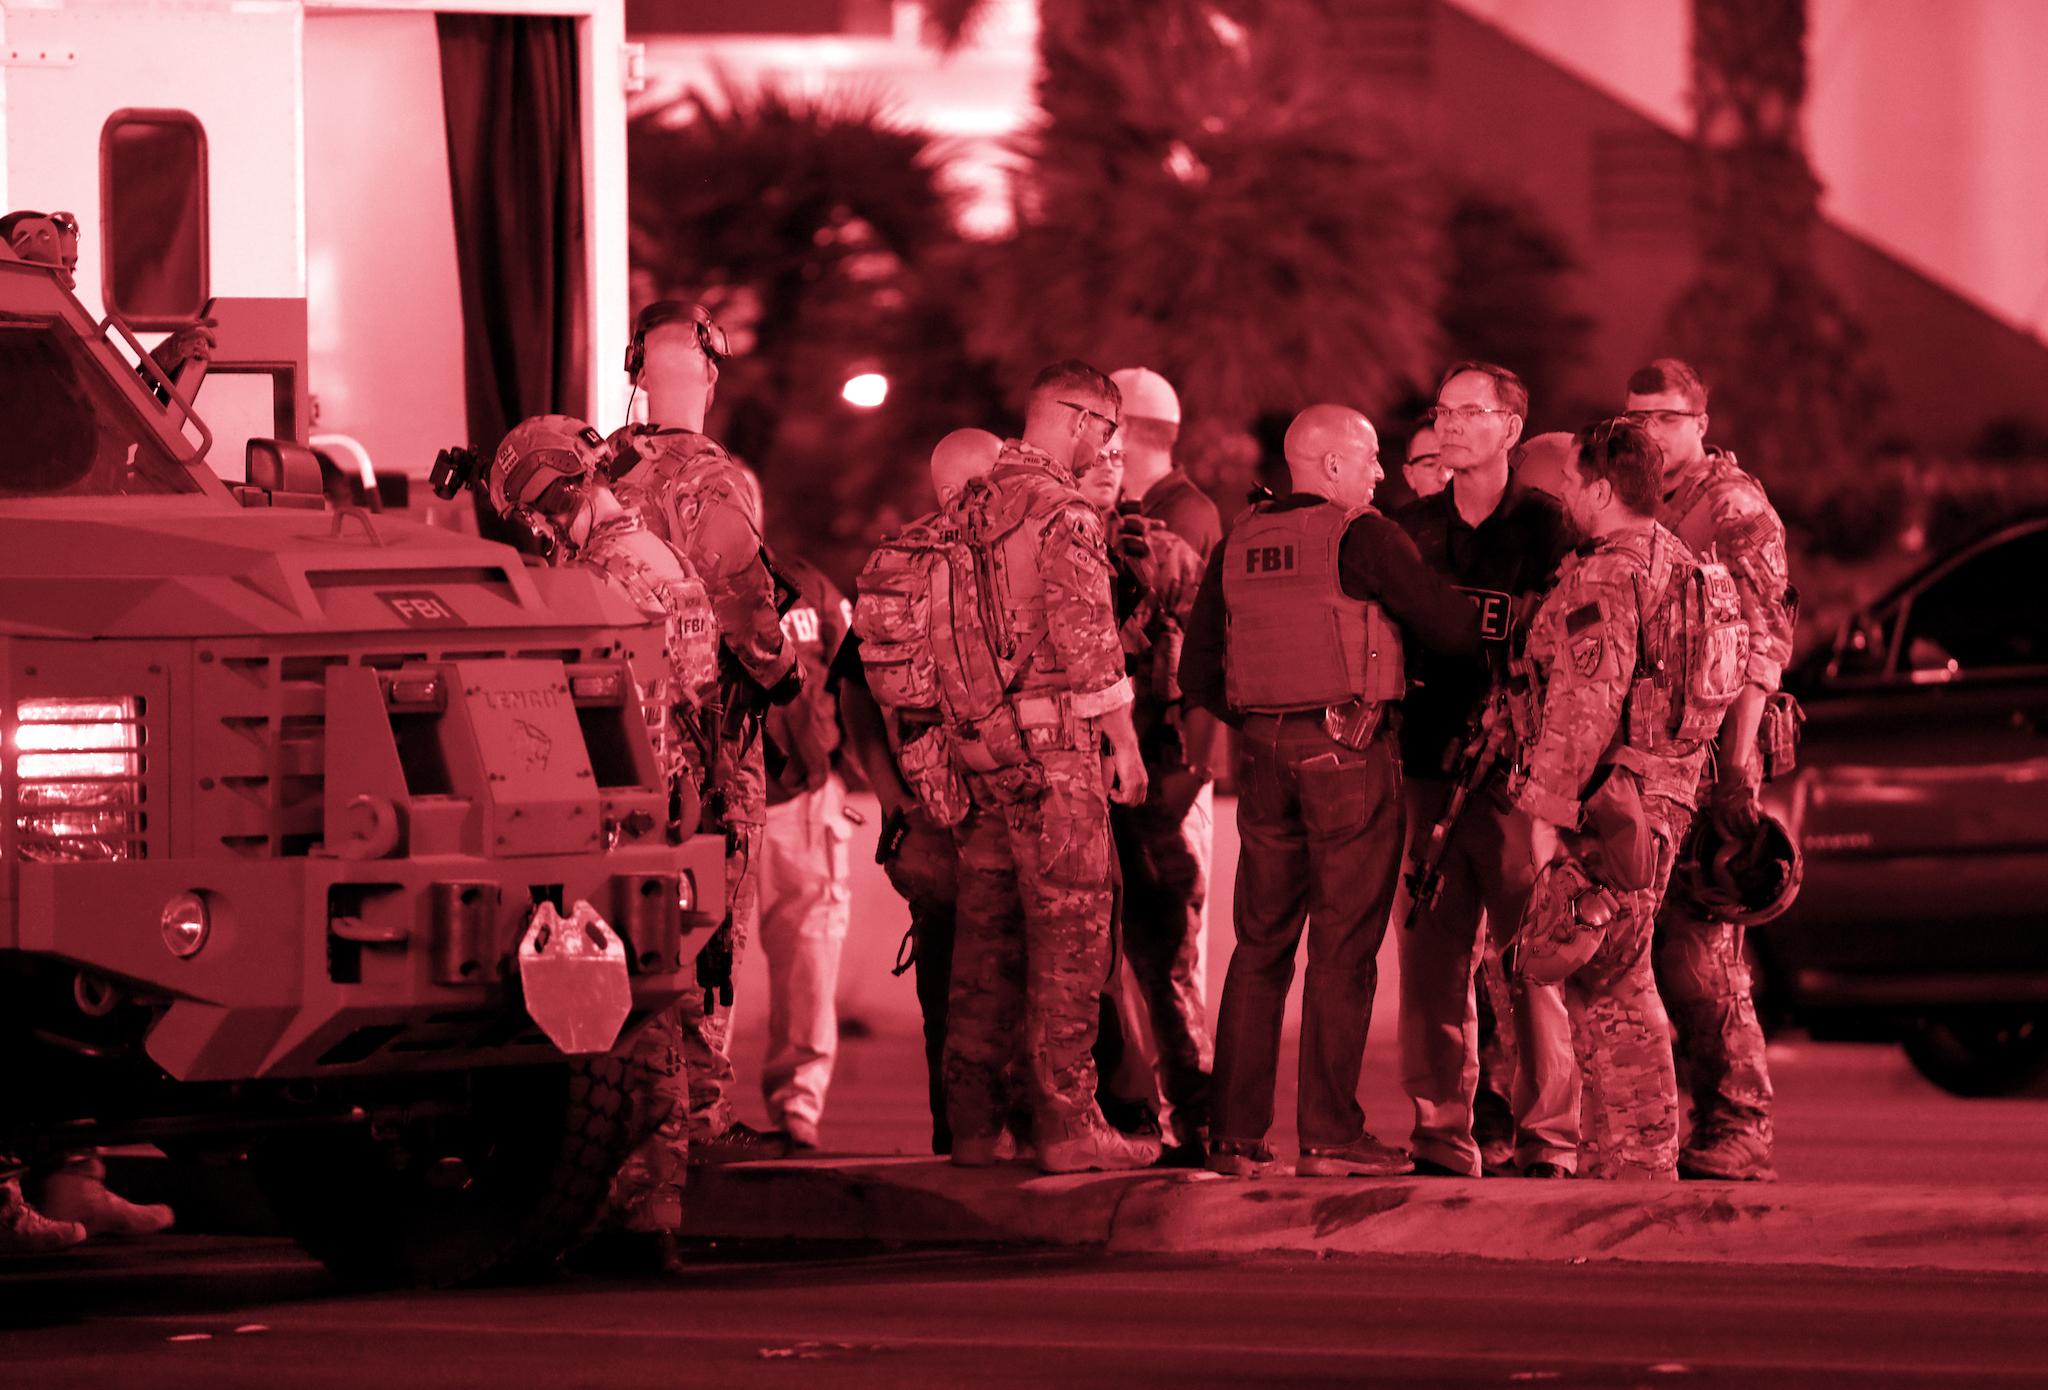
[194, 642, 615, 858]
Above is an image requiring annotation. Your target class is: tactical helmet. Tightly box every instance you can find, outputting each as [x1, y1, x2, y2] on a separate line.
[488, 415, 605, 515]
[488, 415, 607, 561]
[1674, 807, 1804, 926]
[1514, 852, 1627, 985]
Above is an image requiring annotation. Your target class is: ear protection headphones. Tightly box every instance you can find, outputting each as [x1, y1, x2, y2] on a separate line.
[625, 300, 728, 380]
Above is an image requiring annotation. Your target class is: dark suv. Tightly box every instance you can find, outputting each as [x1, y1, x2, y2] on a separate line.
[1756, 513, 2048, 1096]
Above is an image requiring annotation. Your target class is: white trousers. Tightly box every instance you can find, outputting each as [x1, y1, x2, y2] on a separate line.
[756, 775, 853, 1142]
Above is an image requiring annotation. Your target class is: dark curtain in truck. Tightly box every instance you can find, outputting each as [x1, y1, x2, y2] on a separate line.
[437, 14, 587, 454]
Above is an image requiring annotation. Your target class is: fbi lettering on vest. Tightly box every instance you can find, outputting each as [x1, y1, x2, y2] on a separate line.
[1245, 544, 1297, 575]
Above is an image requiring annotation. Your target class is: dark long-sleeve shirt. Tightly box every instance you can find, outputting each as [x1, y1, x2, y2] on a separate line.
[1180, 495, 1481, 726]
[1393, 476, 1577, 776]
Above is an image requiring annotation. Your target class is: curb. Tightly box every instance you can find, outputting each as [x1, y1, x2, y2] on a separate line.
[683, 1158, 2048, 1273]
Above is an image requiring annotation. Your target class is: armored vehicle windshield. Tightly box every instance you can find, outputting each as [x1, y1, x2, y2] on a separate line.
[0, 260, 209, 499]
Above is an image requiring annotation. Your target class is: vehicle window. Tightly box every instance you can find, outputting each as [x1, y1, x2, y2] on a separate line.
[0, 318, 200, 496]
[1896, 528, 2048, 675]
[100, 110, 210, 329]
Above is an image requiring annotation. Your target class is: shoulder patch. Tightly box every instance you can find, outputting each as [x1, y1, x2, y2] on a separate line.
[1566, 602, 1604, 635]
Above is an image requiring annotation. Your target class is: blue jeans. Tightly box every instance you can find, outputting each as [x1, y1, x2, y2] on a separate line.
[1213, 714, 1404, 1150]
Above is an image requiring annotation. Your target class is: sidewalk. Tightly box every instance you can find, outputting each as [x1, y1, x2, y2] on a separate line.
[702, 792, 2048, 1274]
[681, 1154, 2048, 1274]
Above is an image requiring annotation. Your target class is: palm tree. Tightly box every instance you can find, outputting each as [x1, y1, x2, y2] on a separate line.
[973, 0, 1444, 472]
[1665, 0, 1882, 494]
[629, 79, 1006, 574]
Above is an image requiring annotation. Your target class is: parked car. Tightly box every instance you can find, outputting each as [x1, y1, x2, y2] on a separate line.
[1753, 512, 2048, 1096]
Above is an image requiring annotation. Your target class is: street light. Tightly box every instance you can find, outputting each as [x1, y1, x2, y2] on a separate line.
[842, 372, 889, 409]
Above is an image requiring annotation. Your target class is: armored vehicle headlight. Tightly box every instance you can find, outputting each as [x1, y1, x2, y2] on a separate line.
[11, 697, 148, 862]
[161, 891, 210, 959]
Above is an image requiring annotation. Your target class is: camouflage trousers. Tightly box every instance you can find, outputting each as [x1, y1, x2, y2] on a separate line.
[944, 749, 1115, 1146]
[608, 818, 762, 1232]
[1654, 901, 1774, 1158]
[1561, 794, 1688, 1181]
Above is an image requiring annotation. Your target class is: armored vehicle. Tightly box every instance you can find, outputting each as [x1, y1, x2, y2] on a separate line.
[0, 257, 725, 1283]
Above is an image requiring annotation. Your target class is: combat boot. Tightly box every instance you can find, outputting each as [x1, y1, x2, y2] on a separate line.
[37, 1160, 173, 1238]
[0, 1181, 86, 1254]
[688, 1122, 792, 1166]
[1678, 1130, 1777, 1182]
[1204, 1138, 1279, 1178]
[1036, 1120, 1161, 1174]
[1297, 1133, 1414, 1178]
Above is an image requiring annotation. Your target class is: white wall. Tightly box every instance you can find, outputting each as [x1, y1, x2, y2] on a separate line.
[303, 10, 469, 477]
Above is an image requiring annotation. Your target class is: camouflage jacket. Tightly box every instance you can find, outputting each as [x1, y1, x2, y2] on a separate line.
[608, 424, 795, 693]
[1657, 448, 1796, 693]
[982, 440, 1131, 719]
[1512, 521, 1710, 828]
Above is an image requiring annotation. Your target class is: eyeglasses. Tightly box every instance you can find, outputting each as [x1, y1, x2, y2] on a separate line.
[1059, 400, 1119, 437]
[1622, 409, 1701, 427]
[1426, 404, 1515, 426]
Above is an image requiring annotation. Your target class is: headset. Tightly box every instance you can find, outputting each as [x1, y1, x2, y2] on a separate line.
[624, 300, 729, 382]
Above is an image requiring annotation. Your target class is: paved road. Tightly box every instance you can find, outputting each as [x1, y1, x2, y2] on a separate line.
[730, 795, 2048, 1187]
[7, 1238, 2047, 1388]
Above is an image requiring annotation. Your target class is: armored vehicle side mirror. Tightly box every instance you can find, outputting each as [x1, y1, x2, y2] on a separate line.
[246, 438, 325, 507]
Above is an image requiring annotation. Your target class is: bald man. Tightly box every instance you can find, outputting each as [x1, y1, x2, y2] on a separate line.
[930, 427, 1002, 506]
[1179, 404, 1480, 1179]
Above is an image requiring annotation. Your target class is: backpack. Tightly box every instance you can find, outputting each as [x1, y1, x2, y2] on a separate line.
[851, 485, 1035, 779]
[1632, 529, 1750, 748]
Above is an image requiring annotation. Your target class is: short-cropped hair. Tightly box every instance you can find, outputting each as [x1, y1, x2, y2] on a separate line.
[1573, 416, 1662, 517]
[1030, 359, 1121, 414]
[1435, 360, 1528, 421]
[1626, 357, 1708, 412]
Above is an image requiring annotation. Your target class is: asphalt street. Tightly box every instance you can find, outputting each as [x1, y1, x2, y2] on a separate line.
[6, 1239, 2048, 1389]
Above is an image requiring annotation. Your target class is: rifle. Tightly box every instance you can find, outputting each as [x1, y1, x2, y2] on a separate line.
[1401, 688, 1514, 930]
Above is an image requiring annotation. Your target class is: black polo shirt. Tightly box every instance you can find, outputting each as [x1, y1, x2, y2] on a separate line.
[1394, 476, 1577, 776]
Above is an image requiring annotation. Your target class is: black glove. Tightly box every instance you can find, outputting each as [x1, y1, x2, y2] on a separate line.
[1144, 763, 1211, 826]
[695, 920, 735, 1011]
[764, 662, 805, 707]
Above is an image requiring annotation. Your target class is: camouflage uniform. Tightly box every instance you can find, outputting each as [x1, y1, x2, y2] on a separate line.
[1653, 449, 1797, 1167]
[944, 440, 1135, 1149]
[1100, 511, 1215, 1144]
[1513, 522, 1712, 1180]
[612, 426, 795, 1145]
[564, 510, 718, 1232]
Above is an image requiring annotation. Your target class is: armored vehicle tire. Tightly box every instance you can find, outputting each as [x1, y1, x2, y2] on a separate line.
[1901, 1012, 2048, 1098]
[252, 1058, 634, 1287]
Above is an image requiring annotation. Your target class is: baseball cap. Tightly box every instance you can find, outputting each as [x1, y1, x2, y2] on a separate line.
[1110, 367, 1180, 425]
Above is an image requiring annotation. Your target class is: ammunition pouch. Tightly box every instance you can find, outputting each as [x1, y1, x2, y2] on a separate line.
[1758, 690, 1804, 783]
[896, 722, 970, 828]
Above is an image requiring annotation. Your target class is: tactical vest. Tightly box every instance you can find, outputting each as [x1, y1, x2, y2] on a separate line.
[1659, 451, 1746, 560]
[1221, 501, 1405, 712]
[578, 515, 719, 792]
[1620, 525, 1749, 752]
